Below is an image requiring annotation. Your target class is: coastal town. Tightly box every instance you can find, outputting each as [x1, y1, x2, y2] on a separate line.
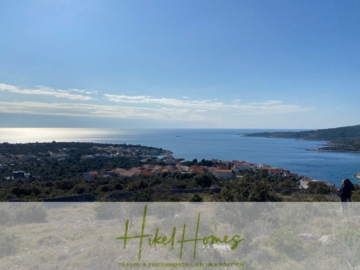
[0, 142, 316, 185]
[0, 142, 338, 198]
[81, 157, 335, 191]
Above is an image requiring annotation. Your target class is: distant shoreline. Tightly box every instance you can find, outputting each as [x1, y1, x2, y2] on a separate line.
[243, 124, 360, 154]
[306, 148, 360, 153]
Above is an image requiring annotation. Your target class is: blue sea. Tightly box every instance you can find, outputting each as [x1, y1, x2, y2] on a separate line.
[0, 128, 359, 187]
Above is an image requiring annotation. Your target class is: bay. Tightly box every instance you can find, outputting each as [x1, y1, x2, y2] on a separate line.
[0, 128, 359, 186]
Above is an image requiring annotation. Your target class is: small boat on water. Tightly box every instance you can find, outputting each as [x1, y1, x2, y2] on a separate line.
[355, 172, 360, 180]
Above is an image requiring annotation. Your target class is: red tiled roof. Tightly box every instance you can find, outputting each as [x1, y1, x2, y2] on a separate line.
[213, 169, 232, 173]
[233, 160, 256, 166]
[119, 171, 138, 177]
[269, 169, 282, 173]
[139, 169, 154, 177]
[189, 166, 206, 173]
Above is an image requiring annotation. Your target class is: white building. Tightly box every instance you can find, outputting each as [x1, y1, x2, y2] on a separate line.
[209, 168, 233, 179]
[0, 164, 8, 170]
[232, 161, 255, 171]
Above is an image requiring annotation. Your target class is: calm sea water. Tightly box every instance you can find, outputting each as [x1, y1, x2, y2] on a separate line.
[0, 128, 359, 187]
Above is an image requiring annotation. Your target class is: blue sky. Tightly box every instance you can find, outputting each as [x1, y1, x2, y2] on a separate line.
[1, 0, 359, 128]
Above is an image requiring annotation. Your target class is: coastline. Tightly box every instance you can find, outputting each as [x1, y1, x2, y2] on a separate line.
[1, 128, 360, 186]
[243, 125, 360, 154]
[246, 136, 360, 153]
[306, 148, 360, 153]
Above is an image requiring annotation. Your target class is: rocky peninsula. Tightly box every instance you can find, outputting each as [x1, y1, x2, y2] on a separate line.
[244, 124, 360, 153]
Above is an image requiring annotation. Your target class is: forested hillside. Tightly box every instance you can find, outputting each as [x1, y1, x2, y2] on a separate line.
[244, 125, 360, 152]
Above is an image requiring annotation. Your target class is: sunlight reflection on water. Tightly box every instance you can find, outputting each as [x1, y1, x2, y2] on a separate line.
[0, 128, 359, 186]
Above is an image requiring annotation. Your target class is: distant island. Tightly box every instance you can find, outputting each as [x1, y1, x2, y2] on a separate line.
[244, 124, 360, 152]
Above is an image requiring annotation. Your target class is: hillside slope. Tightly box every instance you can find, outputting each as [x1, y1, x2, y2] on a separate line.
[244, 125, 360, 152]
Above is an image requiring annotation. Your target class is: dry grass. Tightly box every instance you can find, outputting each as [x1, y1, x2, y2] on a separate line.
[1, 202, 360, 269]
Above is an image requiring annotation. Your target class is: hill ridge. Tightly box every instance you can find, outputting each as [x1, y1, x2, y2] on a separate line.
[244, 124, 360, 152]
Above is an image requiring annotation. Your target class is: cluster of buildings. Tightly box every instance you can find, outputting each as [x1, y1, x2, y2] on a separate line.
[83, 159, 303, 182]
[0, 153, 33, 179]
[49, 150, 70, 161]
[0, 152, 39, 168]
[0, 144, 170, 168]
[0, 153, 38, 171]
[0, 153, 37, 167]
[5, 170, 31, 180]
[80, 145, 171, 162]
[1, 144, 171, 182]
[299, 176, 334, 189]
[0, 145, 171, 164]
[1, 143, 335, 189]
[83, 155, 335, 190]
[84, 163, 189, 181]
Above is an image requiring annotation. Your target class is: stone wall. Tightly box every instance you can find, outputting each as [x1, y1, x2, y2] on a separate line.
[38, 193, 96, 202]
[19, 186, 300, 202]
[151, 188, 221, 194]
[105, 192, 133, 200]
[104, 188, 222, 200]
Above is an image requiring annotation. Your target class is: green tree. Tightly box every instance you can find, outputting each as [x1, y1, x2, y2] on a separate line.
[189, 194, 203, 202]
[306, 182, 334, 194]
[220, 175, 281, 202]
[194, 174, 213, 188]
